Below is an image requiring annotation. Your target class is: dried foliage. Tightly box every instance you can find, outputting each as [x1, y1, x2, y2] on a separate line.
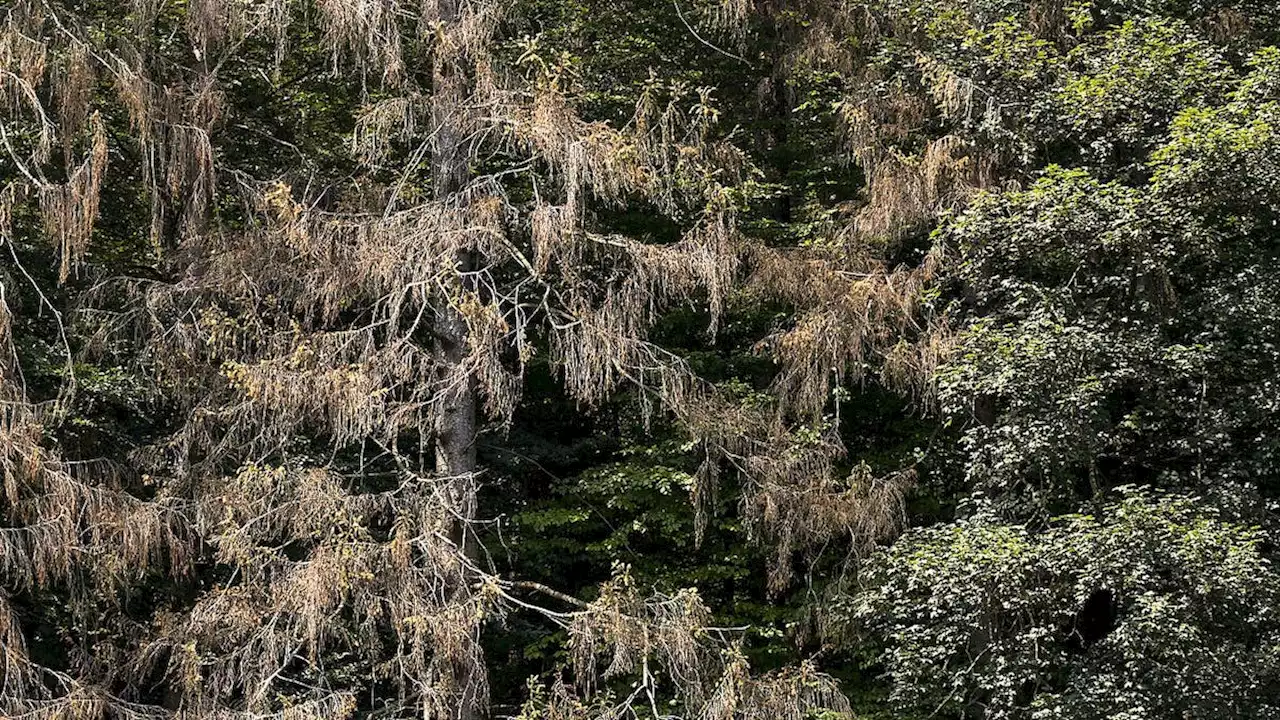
[0, 0, 864, 718]
[40, 112, 107, 281]
[512, 570, 852, 719]
[750, 245, 950, 419]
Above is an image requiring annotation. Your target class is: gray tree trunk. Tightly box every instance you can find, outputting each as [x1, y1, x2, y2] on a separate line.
[432, 0, 483, 715]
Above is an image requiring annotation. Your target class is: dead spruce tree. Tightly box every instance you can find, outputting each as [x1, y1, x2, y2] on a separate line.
[0, 0, 858, 718]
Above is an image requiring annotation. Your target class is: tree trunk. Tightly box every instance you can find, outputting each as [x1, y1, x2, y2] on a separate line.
[432, 0, 483, 716]
[433, 254, 483, 720]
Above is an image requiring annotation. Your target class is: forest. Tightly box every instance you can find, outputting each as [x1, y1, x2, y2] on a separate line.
[2, 0, 1280, 717]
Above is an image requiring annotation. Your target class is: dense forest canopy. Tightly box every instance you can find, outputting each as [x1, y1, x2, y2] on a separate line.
[2, 0, 1280, 717]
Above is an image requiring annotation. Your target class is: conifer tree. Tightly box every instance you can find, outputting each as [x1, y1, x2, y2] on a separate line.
[1, 0, 853, 717]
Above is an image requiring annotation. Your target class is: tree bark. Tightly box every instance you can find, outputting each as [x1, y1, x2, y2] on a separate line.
[432, 0, 483, 716]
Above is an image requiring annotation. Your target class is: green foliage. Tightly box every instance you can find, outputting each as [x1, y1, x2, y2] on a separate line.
[934, 56, 1280, 512]
[843, 491, 1280, 719]
[1058, 19, 1233, 164]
